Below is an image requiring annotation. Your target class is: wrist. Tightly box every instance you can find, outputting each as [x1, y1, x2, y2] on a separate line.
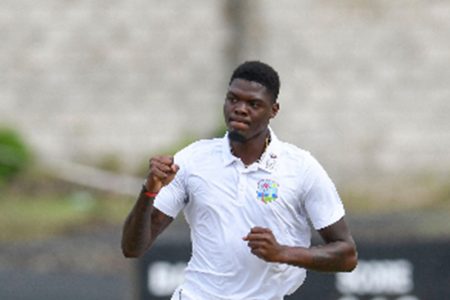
[141, 184, 158, 198]
[143, 178, 161, 194]
[275, 245, 291, 264]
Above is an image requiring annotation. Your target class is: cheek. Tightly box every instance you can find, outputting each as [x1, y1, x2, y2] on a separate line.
[223, 103, 232, 121]
[257, 111, 273, 122]
[252, 116, 270, 130]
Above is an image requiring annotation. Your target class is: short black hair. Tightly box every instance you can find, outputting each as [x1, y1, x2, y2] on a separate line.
[229, 61, 280, 101]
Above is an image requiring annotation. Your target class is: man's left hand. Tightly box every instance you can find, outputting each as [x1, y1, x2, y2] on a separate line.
[243, 227, 284, 262]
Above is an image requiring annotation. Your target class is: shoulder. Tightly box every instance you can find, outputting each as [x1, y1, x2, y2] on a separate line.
[278, 140, 317, 168]
[275, 140, 330, 183]
[174, 137, 224, 162]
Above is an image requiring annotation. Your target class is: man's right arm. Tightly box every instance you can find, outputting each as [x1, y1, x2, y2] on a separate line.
[121, 187, 173, 257]
[121, 155, 179, 258]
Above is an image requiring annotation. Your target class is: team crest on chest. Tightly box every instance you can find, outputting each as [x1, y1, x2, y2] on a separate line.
[256, 179, 279, 204]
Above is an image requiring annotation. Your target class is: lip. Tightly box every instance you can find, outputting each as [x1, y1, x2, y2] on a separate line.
[229, 116, 250, 124]
[228, 117, 250, 129]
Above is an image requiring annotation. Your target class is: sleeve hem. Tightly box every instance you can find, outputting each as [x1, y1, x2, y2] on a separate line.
[313, 208, 345, 231]
[153, 201, 179, 219]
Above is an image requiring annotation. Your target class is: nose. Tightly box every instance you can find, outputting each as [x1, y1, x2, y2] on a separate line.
[234, 101, 248, 115]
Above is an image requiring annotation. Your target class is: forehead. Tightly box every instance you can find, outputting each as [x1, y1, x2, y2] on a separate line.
[228, 78, 272, 101]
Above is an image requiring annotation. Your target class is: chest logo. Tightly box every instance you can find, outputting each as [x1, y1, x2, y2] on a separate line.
[256, 179, 279, 204]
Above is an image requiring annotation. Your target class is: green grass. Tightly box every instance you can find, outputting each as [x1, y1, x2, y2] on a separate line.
[0, 187, 133, 242]
[339, 174, 450, 215]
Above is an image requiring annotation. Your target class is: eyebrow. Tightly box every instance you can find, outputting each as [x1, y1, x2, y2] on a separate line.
[227, 90, 264, 100]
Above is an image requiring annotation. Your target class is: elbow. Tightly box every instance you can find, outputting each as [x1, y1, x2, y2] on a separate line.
[343, 246, 358, 272]
[122, 249, 141, 258]
[344, 256, 358, 272]
[121, 242, 146, 258]
[121, 240, 153, 258]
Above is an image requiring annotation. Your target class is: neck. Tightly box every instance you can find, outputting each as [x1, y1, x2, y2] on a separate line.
[229, 129, 270, 166]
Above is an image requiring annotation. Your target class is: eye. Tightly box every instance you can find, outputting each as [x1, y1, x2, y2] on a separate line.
[226, 95, 238, 103]
[249, 101, 260, 108]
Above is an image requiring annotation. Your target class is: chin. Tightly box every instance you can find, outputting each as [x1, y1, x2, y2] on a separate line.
[228, 130, 248, 143]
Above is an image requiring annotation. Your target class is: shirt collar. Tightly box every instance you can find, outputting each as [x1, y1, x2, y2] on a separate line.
[222, 132, 239, 166]
[221, 127, 281, 173]
[258, 128, 281, 173]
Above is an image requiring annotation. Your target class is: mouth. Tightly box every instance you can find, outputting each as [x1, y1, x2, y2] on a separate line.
[228, 118, 250, 131]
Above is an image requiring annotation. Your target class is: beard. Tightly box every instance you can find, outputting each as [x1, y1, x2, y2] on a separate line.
[228, 130, 248, 143]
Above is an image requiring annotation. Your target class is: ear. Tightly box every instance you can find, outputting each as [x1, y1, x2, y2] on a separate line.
[270, 102, 280, 118]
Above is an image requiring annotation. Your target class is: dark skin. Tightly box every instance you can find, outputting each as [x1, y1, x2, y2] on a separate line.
[121, 78, 357, 273]
[121, 155, 177, 257]
[223, 79, 279, 165]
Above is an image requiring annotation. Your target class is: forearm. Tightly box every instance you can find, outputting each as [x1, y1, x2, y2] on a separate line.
[277, 241, 357, 272]
[121, 187, 155, 257]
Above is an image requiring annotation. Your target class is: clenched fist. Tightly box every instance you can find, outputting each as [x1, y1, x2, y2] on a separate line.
[243, 227, 283, 262]
[145, 155, 179, 193]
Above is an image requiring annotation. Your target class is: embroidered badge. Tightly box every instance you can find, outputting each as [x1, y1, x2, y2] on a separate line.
[256, 179, 279, 204]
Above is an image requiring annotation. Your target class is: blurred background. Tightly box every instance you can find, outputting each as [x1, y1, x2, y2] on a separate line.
[0, 0, 449, 299]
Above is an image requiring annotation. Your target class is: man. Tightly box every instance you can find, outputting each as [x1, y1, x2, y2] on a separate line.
[122, 61, 357, 300]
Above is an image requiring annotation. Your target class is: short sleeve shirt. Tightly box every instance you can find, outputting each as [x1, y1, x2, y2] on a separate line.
[154, 129, 345, 300]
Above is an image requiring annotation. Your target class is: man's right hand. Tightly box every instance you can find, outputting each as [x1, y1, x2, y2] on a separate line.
[145, 155, 179, 193]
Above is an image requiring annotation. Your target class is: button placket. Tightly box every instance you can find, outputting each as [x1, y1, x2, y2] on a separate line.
[237, 166, 258, 204]
[237, 171, 246, 201]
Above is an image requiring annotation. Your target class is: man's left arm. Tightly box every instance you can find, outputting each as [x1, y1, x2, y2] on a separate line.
[243, 217, 357, 272]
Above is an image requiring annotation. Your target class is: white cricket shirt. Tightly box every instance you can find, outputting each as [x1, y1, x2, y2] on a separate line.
[154, 129, 345, 300]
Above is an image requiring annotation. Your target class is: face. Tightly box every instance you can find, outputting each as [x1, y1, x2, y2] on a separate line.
[223, 78, 279, 142]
